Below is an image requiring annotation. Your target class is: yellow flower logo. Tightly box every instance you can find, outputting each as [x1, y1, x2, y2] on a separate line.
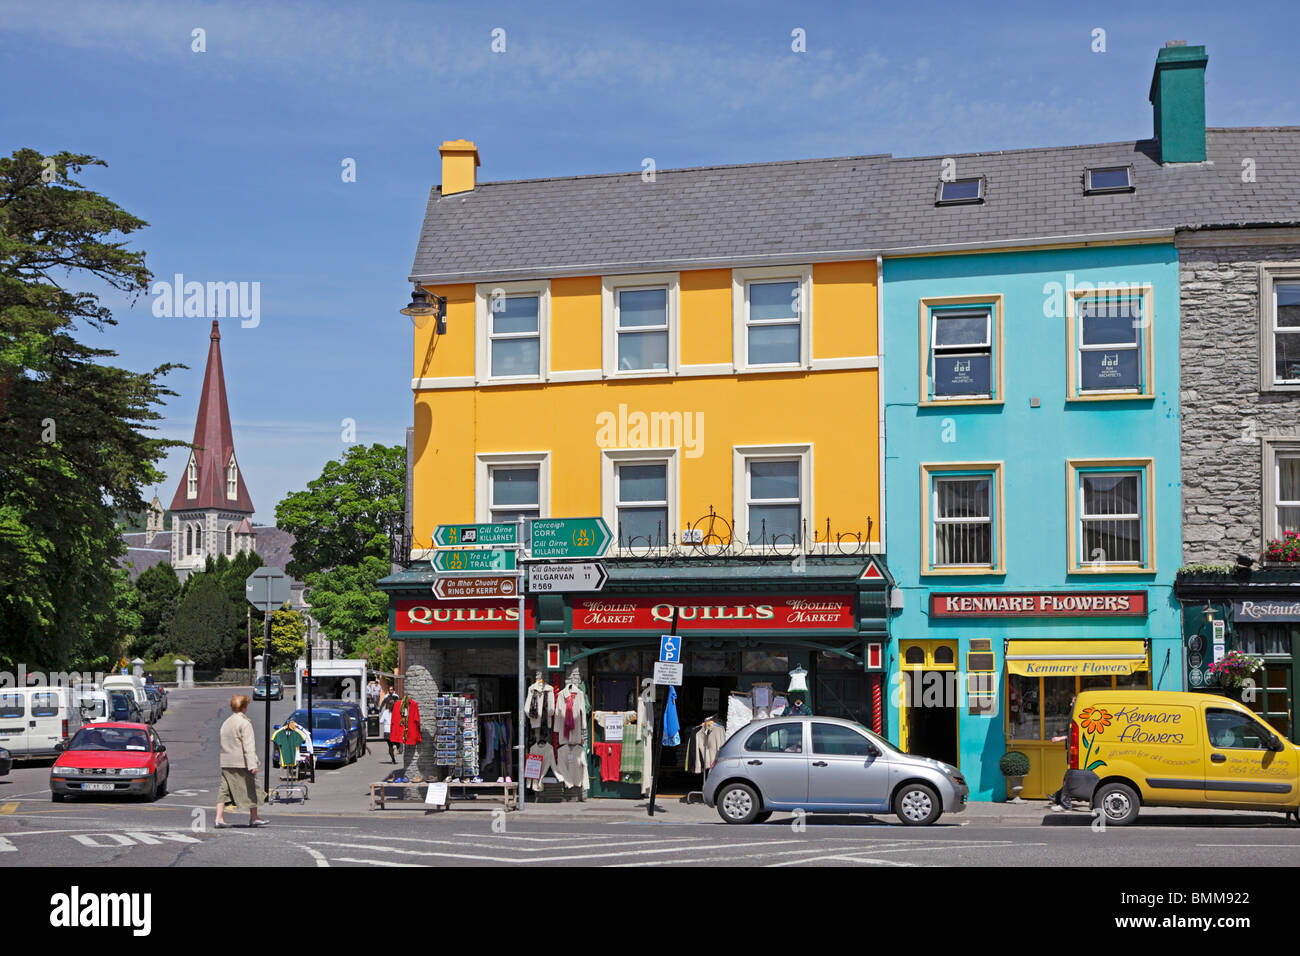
[1079, 707, 1113, 736]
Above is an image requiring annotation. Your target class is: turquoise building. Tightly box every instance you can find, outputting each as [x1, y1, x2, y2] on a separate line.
[882, 243, 1184, 802]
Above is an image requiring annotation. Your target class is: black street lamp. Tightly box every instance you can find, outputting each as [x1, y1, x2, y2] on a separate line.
[400, 285, 447, 335]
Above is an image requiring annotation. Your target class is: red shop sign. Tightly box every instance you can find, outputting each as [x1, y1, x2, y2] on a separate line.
[929, 591, 1148, 619]
[571, 594, 856, 631]
[396, 598, 536, 633]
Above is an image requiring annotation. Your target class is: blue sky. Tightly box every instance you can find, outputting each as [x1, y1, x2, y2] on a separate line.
[2, 0, 1296, 519]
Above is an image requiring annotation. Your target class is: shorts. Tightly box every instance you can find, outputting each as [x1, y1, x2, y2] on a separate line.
[218, 768, 261, 809]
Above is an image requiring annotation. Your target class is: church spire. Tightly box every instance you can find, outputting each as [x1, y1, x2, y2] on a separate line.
[169, 320, 254, 513]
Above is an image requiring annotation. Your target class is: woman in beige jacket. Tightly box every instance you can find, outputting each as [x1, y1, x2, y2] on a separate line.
[216, 695, 266, 827]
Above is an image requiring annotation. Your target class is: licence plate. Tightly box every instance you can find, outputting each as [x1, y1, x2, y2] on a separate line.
[82, 783, 114, 791]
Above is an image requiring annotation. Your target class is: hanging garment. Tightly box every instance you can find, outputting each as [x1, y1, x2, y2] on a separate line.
[526, 742, 557, 791]
[636, 687, 655, 794]
[693, 721, 726, 773]
[552, 686, 588, 745]
[663, 686, 681, 747]
[270, 724, 306, 767]
[592, 742, 623, 782]
[724, 692, 753, 742]
[390, 696, 423, 745]
[524, 683, 555, 730]
[555, 743, 590, 790]
[482, 720, 498, 765]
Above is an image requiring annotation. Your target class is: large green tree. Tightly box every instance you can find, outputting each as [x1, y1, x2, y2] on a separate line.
[268, 606, 306, 670]
[275, 443, 405, 579]
[167, 573, 239, 672]
[130, 560, 180, 659]
[0, 149, 181, 671]
[303, 549, 390, 656]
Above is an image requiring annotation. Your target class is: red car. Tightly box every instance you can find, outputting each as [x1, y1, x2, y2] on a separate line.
[50, 722, 169, 802]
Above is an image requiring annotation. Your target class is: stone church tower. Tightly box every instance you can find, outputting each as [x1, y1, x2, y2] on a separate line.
[169, 320, 256, 575]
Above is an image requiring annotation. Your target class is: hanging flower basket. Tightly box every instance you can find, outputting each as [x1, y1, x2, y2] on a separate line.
[1263, 531, 1300, 564]
[1208, 650, 1264, 689]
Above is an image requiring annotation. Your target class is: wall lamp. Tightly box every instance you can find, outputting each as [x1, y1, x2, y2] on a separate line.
[400, 285, 447, 334]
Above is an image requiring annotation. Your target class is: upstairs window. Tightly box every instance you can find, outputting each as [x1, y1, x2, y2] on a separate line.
[489, 466, 540, 524]
[489, 295, 541, 378]
[1271, 281, 1300, 385]
[1077, 295, 1142, 394]
[746, 281, 802, 366]
[936, 177, 985, 205]
[186, 455, 197, 498]
[1084, 165, 1134, 194]
[227, 457, 238, 500]
[616, 288, 669, 372]
[1068, 459, 1154, 573]
[930, 307, 993, 400]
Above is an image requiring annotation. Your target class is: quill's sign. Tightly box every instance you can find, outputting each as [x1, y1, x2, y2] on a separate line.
[571, 595, 855, 631]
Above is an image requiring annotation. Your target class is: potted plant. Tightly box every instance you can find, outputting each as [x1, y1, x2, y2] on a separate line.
[999, 750, 1031, 803]
[1263, 531, 1300, 564]
[1208, 650, 1264, 689]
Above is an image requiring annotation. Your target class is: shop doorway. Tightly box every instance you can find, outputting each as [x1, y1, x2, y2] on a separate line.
[899, 641, 958, 767]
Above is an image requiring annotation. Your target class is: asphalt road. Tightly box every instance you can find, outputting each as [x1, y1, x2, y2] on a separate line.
[3, 687, 1300, 867]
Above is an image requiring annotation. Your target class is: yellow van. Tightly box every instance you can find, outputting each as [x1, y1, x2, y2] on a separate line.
[1061, 690, 1300, 825]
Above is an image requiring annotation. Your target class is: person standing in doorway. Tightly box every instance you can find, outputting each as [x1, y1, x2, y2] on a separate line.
[216, 694, 266, 828]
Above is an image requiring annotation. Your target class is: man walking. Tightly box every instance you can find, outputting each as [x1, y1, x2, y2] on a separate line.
[216, 694, 267, 828]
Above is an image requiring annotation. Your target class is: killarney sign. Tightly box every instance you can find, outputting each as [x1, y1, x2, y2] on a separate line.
[433, 523, 519, 549]
[527, 517, 612, 560]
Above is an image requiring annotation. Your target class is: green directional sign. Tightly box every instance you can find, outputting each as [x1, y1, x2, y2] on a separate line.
[528, 517, 612, 559]
[433, 522, 519, 548]
[432, 549, 517, 573]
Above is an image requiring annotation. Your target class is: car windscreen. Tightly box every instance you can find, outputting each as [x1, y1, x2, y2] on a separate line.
[68, 727, 150, 751]
[289, 711, 343, 730]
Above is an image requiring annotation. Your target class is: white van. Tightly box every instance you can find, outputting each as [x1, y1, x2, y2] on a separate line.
[0, 686, 88, 759]
[102, 676, 153, 723]
[73, 686, 112, 724]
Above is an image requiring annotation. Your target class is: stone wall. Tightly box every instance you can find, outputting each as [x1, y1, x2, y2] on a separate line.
[399, 642, 443, 780]
[1178, 236, 1300, 564]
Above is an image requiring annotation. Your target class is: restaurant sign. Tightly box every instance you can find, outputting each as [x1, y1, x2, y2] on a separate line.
[1233, 600, 1300, 623]
[396, 598, 536, 633]
[930, 591, 1147, 618]
[571, 594, 855, 631]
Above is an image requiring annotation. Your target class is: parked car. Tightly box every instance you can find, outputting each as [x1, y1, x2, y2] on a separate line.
[50, 722, 169, 802]
[703, 716, 968, 826]
[0, 686, 88, 760]
[0, 747, 11, 776]
[102, 676, 154, 724]
[144, 686, 165, 720]
[253, 675, 284, 701]
[312, 699, 368, 754]
[108, 691, 144, 724]
[1061, 689, 1300, 826]
[275, 708, 360, 765]
[75, 687, 112, 724]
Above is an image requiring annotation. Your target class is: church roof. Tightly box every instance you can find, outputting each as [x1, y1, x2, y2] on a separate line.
[169, 321, 254, 513]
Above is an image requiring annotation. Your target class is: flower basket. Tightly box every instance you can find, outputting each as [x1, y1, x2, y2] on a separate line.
[1208, 650, 1263, 689]
[1263, 530, 1300, 564]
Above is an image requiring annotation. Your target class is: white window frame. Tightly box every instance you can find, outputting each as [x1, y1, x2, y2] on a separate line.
[731, 266, 812, 373]
[601, 448, 678, 553]
[475, 280, 550, 385]
[475, 452, 551, 524]
[186, 454, 198, 498]
[1260, 264, 1300, 391]
[930, 307, 993, 400]
[601, 273, 679, 378]
[226, 455, 238, 500]
[932, 475, 994, 569]
[1263, 440, 1300, 544]
[732, 444, 813, 551]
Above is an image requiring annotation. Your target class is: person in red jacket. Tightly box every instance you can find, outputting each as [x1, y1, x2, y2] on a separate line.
[390, 695, 422, 746]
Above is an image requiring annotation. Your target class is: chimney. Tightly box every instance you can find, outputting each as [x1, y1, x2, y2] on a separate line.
[1148, 42, 1208, 164]
[439, 139, 480, 195]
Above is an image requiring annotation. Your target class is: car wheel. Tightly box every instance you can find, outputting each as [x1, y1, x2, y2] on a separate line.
[1093, 781, 1140, 826]
[894, 782, 942, 826]
[716, 782, 762, 824]
[157, 770, 168, 797]
[144, 775, 158, 802]
[348, 742, 358, 764]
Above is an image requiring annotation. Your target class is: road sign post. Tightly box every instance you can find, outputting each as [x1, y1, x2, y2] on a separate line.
[245, 566, 290, 803]
[647, 614, 679, 818]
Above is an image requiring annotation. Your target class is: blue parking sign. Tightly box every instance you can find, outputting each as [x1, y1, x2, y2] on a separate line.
[659, 635, 682, 663]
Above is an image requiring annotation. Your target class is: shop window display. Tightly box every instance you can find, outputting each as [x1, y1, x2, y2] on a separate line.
[743, 649, 789, 673]
[1009, 671, 1151, 740]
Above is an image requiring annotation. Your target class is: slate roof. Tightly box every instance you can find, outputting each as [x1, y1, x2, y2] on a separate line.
[409, 129, 1300, 283]
[117, 527, 301, 587]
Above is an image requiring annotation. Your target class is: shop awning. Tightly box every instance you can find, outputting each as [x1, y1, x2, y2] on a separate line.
[1005, 640, 1148, 677]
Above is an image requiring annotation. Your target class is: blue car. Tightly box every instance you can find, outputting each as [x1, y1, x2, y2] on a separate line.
[274, 708, 360, 766]
[311, 699, 368, 756]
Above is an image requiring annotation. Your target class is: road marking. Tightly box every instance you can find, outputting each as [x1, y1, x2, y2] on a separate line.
[769, 854, 916, 867]
[610, 845, 878, 867]
[72, 833, 134, 847]
[1196, 843, 1300, 848]
[0, 837, 14, 852]
[292, 843, 330, 867]
[125, 831, 202, 845]
[365, 834, 702, 852]
[305, 837, 796, 865]
[0, 803, 17, 814]
[332, 857, 427, 867]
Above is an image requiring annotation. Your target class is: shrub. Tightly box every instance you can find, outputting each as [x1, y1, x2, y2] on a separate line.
[999, 750, 1030, 777]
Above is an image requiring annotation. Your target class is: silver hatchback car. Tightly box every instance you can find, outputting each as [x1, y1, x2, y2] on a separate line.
[702, 716, 968, 825]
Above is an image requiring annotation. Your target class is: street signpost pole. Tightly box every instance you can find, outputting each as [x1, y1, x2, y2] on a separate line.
[262, 577, 272, 801]
[647, 611, 678, 817]
[517, 515, 526, 812]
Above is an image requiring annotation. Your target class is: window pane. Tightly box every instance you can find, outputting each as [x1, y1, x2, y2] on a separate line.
[936, 478, 989, 519]
[744, 723, 803, 753]
[1082, 474, 1139, 516]
[618, 463, 666, 502]
[617, 506, 667, 543]
[32, 693, 59, 717]
[811, 723, 875, 756]
[1278, 283, 1300, 327]
[1280, 506, 1300, 535]
[1043, 678, 1075, 739]
[1206, 709, 1270, 750]
[1089, 167, 1130, 190]
[1008, 675, 1040, 739]
[1082, 519, 1142, 563]
[748, 324, 800, 364]
[1276, 332, 1300, 382]
[1080, 349, 1140, 390]
[749, 281, 799, 320]
[751, 460, 799, 500]
[491, 338, 539, 377]
[618, 289, 667, 328]
[1081, 304, 1140, 344]
[932, 354, 991, 396]
[492, 295, 538, 334]
[492, 467, 538, 507]
[933, 312, 988, 346]
[940, 179, 981, 202]
[749, 505, 800, 543]
[935, 522, 991, 565]
[1280, 458, 1300, 501]
[617, 330, 668, 370]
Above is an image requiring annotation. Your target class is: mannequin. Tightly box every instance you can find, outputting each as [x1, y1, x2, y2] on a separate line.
[524, 673, 554, 731]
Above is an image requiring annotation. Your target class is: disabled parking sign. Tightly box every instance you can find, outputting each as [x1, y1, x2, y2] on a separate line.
[659, 635, 682, 663]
